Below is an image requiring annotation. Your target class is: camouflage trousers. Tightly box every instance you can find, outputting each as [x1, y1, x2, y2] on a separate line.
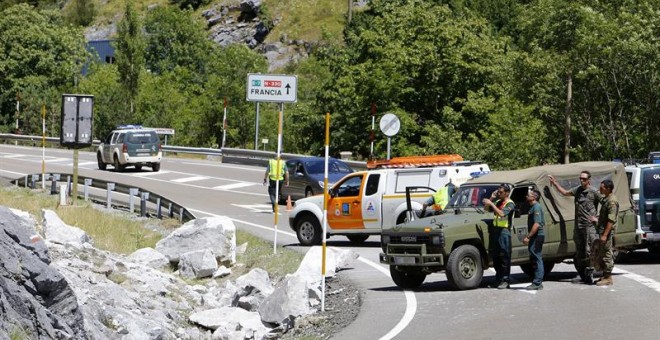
[590, 236, 614, 274]
[574, 224, 598, 270]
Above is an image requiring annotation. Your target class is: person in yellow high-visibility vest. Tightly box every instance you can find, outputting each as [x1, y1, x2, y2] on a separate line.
[420, 181, 455, 217]
[482, 184, 516, 289]
[263, 158, 289, 212]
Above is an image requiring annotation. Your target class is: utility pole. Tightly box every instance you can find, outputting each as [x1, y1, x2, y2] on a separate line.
[348, 0, 353, 24]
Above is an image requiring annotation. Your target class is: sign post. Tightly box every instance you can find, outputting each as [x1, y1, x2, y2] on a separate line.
[246, 74, 298, 254]
[246, 74, 298, 103]
[379, 113, 400, 160]
[61, 94, 94, 203]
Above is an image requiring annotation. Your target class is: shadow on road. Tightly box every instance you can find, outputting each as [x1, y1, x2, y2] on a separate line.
[616, 250, 660, 265]
[370, 270, 586, 292]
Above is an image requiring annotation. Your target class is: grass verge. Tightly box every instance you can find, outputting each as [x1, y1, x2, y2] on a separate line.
[0, 184, 303, 281]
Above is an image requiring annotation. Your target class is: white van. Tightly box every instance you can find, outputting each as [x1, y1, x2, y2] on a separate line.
[288, 155, 489, 245]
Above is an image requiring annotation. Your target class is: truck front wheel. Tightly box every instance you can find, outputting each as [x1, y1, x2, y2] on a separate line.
[390, 266, 426, 289]
[445, 244, 483, 290]
[296, 215, 322, 246]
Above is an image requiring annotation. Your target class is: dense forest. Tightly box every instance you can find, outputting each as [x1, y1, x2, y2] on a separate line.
[0, 0, 658, 169]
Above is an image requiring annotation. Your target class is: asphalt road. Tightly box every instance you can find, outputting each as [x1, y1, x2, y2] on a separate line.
[1, 144, 660, 340]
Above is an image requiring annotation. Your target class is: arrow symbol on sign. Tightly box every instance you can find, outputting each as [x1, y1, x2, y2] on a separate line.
[285, 83, 291, 94]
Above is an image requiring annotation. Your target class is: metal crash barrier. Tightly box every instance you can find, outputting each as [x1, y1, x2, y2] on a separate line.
[11, 173, 195, 222]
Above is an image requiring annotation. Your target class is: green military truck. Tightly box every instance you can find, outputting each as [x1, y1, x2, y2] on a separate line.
[379, 162, 639, 290]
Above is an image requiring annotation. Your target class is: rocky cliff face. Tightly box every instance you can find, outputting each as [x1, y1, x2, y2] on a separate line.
[85, 0, 312, 71]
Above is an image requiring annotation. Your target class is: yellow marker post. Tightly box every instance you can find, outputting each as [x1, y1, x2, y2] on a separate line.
[321, 112, 330, 311]
[273, 103, 284, 254]
[41, 105, 46, 190]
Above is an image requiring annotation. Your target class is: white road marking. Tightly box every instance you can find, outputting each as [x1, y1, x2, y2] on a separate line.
[614, 267, 660, 294]
[77, 161, 97, 166]
[172, 176, 208, 183]
[44, 157, 71, 163]
[1, 154, 23, 158]
[231, 204, 276, 214]
[358, 257, 417, 340]
[181, 162, 263, 172]
[0, 169, 26, 176]
[132, 170, 171, 176]
[214, 182, 256, 190]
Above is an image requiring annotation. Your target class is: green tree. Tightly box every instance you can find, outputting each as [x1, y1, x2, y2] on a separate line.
[63, 0, 96, 27]
[203, 44, 268, 148]
[114, 2, 145, 117]
[313, 0, 512, 162]
[77, 62, 128, 139]
[513, 0, 659, 162]
[144, 6, 215, 76]
[0, 3, 87, 133]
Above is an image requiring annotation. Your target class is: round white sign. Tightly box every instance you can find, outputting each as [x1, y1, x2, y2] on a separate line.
[379, 113, 400, 137]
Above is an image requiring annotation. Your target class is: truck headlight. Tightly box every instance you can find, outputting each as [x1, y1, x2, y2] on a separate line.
[431, 235, 441, 246]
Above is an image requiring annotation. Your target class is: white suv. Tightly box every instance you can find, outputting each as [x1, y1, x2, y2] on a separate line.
[97, 126, 162, 172]
[625, 163, 660, 253]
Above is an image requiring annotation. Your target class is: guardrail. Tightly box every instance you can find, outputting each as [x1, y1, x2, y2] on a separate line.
[0, 133, 368, 170]
[11, 173, 195, 222]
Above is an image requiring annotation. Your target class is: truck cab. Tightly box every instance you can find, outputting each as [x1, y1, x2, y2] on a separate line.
[288, 155, 489, 246]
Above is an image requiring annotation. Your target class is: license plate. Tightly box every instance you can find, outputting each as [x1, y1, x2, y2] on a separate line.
[401, 236, 417, 242]
[137, 153, 150, 157]
[394, 256, 415, 265]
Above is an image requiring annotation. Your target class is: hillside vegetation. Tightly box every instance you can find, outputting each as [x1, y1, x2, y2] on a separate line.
[0, 0, 658, 170]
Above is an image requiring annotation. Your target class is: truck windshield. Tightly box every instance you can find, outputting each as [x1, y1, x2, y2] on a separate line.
[447, 185, 500, 208]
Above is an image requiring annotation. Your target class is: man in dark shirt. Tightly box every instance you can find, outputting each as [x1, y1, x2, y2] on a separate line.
[523, 189, 545, 290]
[549, 171, 601, 283]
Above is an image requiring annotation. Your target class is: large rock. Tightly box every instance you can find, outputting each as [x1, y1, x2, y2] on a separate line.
[189, 307, 270, 339]
[155, 217, 236, 265]
[258, 274, 315, 325]
[295, 246, 359, 286]
[127, 247, 170, 269]
[42, 209, 91, 246]
[0, 206, 87, 339]
[178, 249, 218, 279]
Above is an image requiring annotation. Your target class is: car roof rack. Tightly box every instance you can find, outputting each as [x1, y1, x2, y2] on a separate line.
[367, 154, 472, 169]
[116, 124, 143, 130]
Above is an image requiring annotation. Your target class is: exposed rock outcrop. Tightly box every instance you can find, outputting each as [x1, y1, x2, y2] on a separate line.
[0, 205, 358, 339]
[0, 206, 87, 339]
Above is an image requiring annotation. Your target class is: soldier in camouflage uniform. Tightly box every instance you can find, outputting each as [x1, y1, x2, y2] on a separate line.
[592, 179, 618, 286]
[549, 171, 601, 283]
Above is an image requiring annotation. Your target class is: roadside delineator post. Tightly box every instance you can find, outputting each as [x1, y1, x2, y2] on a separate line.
[321, 112, 330, 312]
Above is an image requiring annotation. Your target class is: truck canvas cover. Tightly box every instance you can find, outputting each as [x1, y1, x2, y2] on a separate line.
[467, 161, 631, 223]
